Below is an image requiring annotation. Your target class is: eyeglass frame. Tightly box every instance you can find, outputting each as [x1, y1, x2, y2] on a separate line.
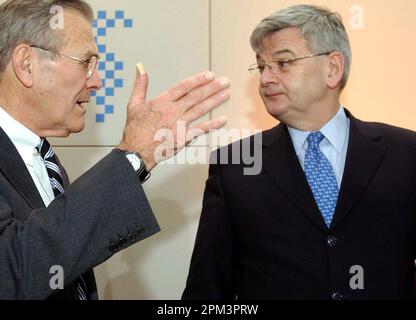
[29, 44, 99, 79]
[248, 52, 332, 75]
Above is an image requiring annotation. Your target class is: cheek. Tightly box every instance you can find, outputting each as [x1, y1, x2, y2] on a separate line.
[289, 68, 324, 97]
[258, 83, 264, 96]
[58, 65, 87, 90]
[258, 84, 267, 102]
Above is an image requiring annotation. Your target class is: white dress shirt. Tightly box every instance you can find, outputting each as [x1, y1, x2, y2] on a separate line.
[287, 107, 350, 188]
[0, 106, 55, 206]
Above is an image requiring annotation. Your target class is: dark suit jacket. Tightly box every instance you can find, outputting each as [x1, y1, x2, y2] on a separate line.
[183, 112, 416, 300]
[0, 127, 160, 299]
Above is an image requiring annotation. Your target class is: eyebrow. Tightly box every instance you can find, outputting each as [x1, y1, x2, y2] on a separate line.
[271, 49, 295, 58]
[83, 50, 100, 60]
[256, 49, 296, 61]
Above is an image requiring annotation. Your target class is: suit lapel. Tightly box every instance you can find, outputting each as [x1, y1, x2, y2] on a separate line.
[261, 124, 328, 232]
[0, 127, 45, 209]
[0, 128, 95, 299]
[331, 114, 386, 229]
[261, 113, 387, 232]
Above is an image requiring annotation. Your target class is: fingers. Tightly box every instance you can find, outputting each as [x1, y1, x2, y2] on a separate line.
[166, 71, 215, 101]
[183, 87, 230, 124]
[187, 116, 228, 143]
[179, 77, 230, 112]
[128, 63, 149, 108]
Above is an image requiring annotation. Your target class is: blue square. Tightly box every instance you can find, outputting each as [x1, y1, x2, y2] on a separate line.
[101, 79, 106, 87]
[91, 91, 96, 97]
[115, 62, 123, 70]
[124, 19, 133, 28]
[105, 88, 114, 96]
[98, 44, 106, 53]
[96, 96, 105, 105]
[106, 19, 115, 28]
[105, 105, 114, 114]
[106, 71, 114, 79]
[115, 11, 124, 19]
[106, 53, 114, 61]
[96, 114, 105, 123]
[92, 20, 97, 28]
[98, 61, 105, 71]
[97, 28, 106, 36]
[97, 11, 106, 19]
[115, 79, 123, 87]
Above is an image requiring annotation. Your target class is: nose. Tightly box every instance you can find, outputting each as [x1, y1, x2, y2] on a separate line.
[260, 65, 279, 87]
[86, 67, 102, 91]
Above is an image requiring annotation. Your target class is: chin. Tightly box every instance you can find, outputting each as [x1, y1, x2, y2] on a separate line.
[265, 103, 289, 119]
[66, 122, 86, 135]
[71, 125, 85, 134]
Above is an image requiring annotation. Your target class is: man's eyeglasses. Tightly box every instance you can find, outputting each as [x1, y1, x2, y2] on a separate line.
[248, 52, 331, 75]
[29, 45, 99, 79]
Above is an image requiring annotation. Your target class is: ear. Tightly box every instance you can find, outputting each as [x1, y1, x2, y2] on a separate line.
[12, 44, 35, 88]
[326, 51, 344, 89]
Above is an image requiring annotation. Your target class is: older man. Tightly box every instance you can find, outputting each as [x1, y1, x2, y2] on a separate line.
[183, 5, 416, 299]
[0, 0, 230, 299]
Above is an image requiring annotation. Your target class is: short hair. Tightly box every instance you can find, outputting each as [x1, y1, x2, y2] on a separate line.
[0, 0, 93, 73]
[250, 4, 352, 89]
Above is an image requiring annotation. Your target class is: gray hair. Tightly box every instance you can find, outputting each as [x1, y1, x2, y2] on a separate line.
[250, 4, 352, 89]
[0, 0, 93, 73]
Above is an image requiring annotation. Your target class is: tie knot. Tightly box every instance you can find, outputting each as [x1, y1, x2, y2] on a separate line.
[37, 138, 54, 160]
[307, 131, 324, 149]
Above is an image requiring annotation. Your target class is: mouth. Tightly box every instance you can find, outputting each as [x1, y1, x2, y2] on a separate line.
[76, 101, 89, 110]
[262, 87, 284, 99]
[264, 92, 284, 99]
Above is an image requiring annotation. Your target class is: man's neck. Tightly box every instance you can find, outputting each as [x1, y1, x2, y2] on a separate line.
[280, 96, 342, 131]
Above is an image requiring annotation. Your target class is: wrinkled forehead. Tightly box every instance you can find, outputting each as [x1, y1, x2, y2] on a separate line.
[256, 27, 311, 59]
[59, 9, 97, 55]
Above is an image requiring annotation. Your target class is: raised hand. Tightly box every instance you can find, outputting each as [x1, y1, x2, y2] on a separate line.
[118, 64, 230, 170]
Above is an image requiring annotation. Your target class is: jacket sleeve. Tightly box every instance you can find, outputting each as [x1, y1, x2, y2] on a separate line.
[182, 158, 237, 300]
[0, 149, 160, 299]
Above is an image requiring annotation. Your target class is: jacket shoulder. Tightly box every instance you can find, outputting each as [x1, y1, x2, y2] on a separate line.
[355, 119, 416, 148]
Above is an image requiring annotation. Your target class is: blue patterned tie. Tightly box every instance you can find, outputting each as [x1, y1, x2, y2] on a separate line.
[37, 138, 89, 300]
[304, 132, 339, 228]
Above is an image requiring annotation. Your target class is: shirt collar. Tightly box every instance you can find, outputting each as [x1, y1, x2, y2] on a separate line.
[0, 106, 41, 166]
[288, 106, 349, 156]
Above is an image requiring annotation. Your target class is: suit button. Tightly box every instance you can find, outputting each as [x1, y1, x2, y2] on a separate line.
[109, 242, 118, 253]
[127, 233, 136, 242]
[136, 225, 145, 234]
[327, 236, 338, 247]
[118, 237, 128, 247]
[331, 292, 343, 300]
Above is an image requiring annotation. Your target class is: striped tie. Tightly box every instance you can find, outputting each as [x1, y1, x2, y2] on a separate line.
[37, 138, 89, 300]
[37, 138, 65, 196]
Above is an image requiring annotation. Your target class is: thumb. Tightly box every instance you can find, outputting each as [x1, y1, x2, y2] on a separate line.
[129, 62, 149, 106]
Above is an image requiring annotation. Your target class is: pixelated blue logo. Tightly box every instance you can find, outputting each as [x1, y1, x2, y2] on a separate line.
[92, 10, 133, 123]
